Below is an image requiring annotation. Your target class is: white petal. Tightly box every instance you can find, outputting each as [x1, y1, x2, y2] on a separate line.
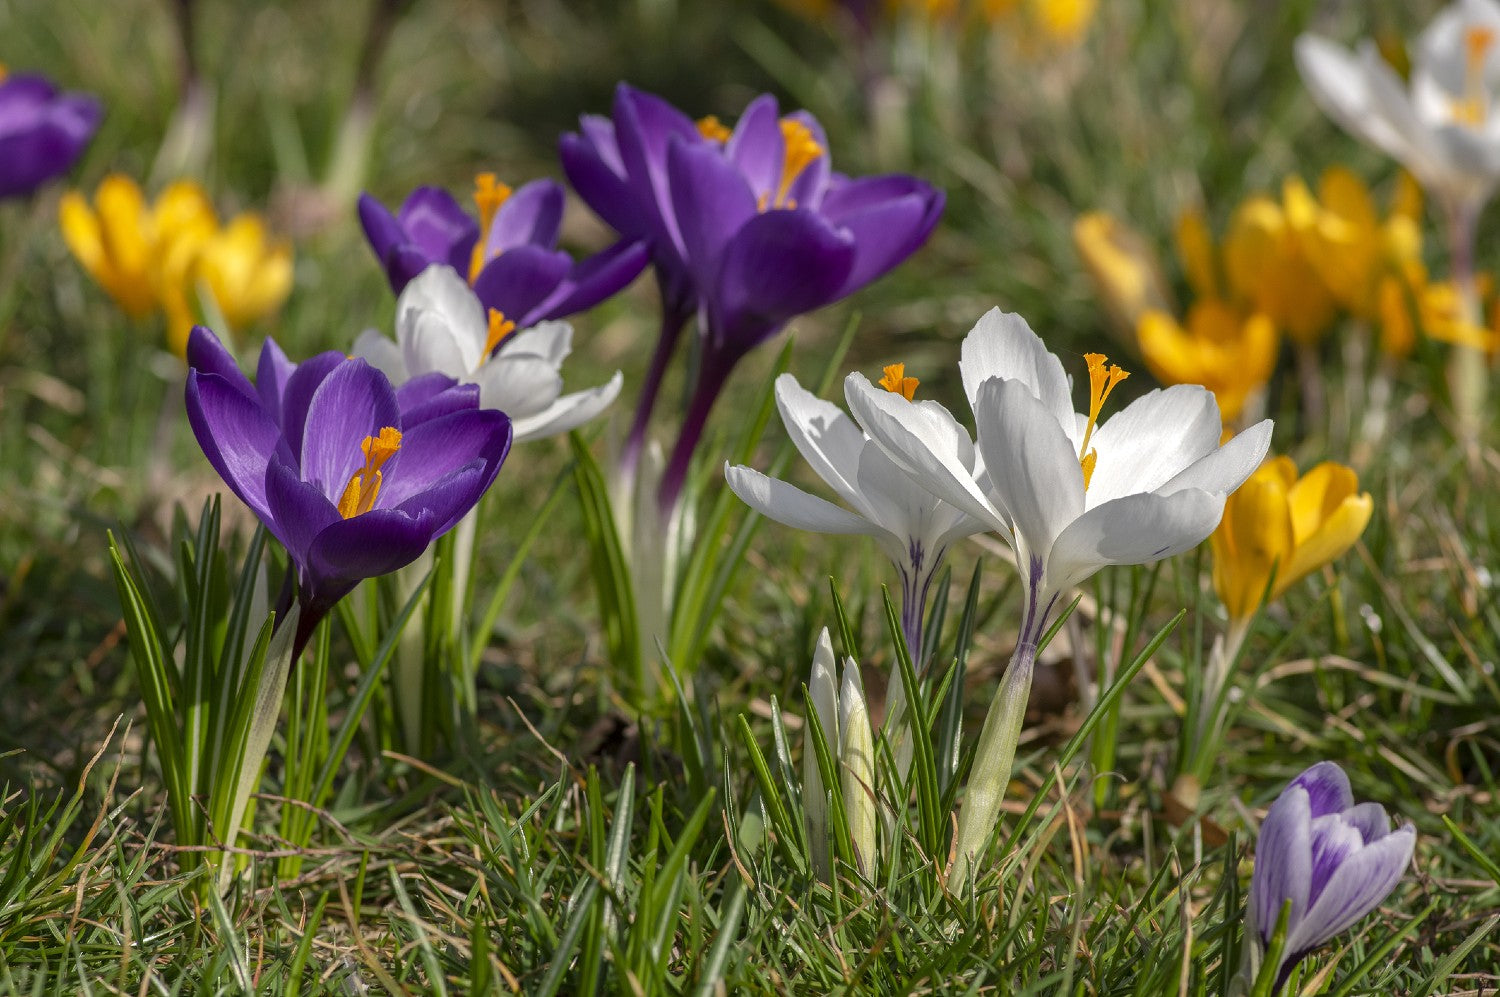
[844, 373, 1011, 540]
[1084, 385, 1222, 506]
[511, 371, 623, 442]
[1045, 488, 1224, 597]
[504, 320, 574, 366]
[808, 628, 841, 757]
[960, 308, 1074, 436]
[973, 376, 1084, 569]
[396, 264, 487, 373]
[776, 373, 869, 513]
[1340, 803, 1392, 843]
[351, 328, 408, 383]
[1157, 418, 1272, 497]
[724, 463, 884, 539]
[472, 354, 563, 418]
[1289, 825, 1414, 956]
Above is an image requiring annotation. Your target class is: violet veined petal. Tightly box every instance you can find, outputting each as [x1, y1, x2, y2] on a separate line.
[486, 178, 565, 256]
[471, 245, 572, 329]
[184, 369, 285, 520]
[1288, 825, 1414, 958]
[1249, 784, 1314, 947]
[298, 359, 403, 500]
[1288, 760, 1356, 818]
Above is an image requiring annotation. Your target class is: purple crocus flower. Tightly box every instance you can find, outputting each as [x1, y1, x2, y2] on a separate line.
[1244, 761, 1416, 995]
[184, 326, 512, 655]
[357, 175, 647, 333]
[562, 84, 944, 512]
[0, 71, 101, 199]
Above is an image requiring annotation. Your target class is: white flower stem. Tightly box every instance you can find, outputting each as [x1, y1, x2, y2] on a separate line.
[950, 636, 1038, 888]
[1444, 196, 1487, 456]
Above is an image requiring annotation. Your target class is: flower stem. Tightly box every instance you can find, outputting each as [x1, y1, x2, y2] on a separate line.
[1444, 196, 1486, 456]
[656, 354, 733, 518]
[950, 637, 1038, 888]
[620, 302, 689, 480]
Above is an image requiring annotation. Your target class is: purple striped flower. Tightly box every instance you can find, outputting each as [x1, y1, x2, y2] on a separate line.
[562, 84, 944, 512]
[1245, 761, 1416, 994]
[185, 326, 512, 654]
[358, 174, 647, 332]
[0, 71, 101, 199]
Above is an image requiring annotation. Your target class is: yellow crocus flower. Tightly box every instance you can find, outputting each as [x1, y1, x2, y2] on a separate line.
[1286, 167, 1423, 326]
[1072, 211, 1171, 335]
[59, 175, 293, 356]
[59, 174, 159, 318]
[1210, 456, 1373, 622]
[1137, 301, 1278, 423]
[197, 214, 294, 333]
[1223, 188, 1339, 346]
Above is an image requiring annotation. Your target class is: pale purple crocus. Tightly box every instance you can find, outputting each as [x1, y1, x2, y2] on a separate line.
[358, 176, 647, 331]
[562, 84, 944, 513]
[1243, 761, 1416, 995]
[0, 71, 101, 199]
[185, 326, 512, 655]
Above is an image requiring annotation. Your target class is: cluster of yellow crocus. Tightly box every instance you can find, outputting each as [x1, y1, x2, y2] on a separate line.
[774, 0, 1095, 45]
[60, 175, 293, 357]
[1210, 456, 1373, 623]
[1076, 167, 1429, 422]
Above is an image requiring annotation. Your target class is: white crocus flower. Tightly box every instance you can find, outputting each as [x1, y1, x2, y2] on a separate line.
[1295, 0, 1500, 216]
[844, 307, 1272, 885]
[353, 263, 623, 443]
[725, 371, 986, 668]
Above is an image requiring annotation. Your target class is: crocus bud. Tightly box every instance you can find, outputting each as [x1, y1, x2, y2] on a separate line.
[839, 656, 876, 877]
[803, 628, 840, 882]
[1240, 761, 1415, 995]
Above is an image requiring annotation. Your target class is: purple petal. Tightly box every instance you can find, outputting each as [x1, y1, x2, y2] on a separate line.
[485, 178, 564, 257]
[263, 453, 342, 562]
[1250, 785, 1313, 947]
[710, 209, 856, 354]
[1340, 802, 1393, 844]
[377, 408, 512, 512]
[398, 186, 478, 276]
[724, 93, 783, 204]
[0, 76, 100, 198]
[256, 337, 297, 415]
[396, 372, 477, 426]
[821, 180, 944, 296]
[358, 193, 407, 283]
[525, 238, 648, 324]
[187, 326, 257, 402]
[298, 360, 402, 501]
[394, 462, 496, 538]
[1289, 825, 1414, 958]
[1289, 761, 1355, 818]
[613, 83, 700, 256]
[185, 370, 285, 521]
[304, 508, 438, 598]
[279, 351, 346, 462]
[667, 137, 759, 290]
[560, 128, 647, 238]
[471, 244, 572, 326]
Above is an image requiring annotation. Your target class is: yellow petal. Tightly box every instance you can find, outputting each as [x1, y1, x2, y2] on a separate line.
[1075, 211, 1171, 334]
[1174, 208, 1218, 300]
[1280, 492, 1373, 599]
[1212, 465, 1294, 621]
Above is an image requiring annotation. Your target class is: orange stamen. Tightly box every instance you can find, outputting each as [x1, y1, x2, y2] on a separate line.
[485, 309, 517, 355]
[337, 426, 402, 519]
[1455, 26, 1497, 125]
[696, 115, 732, 143]
[1078, 353, 1130, 489]
[763, 118, 823, 211]
[467, 173, 513, 283]
[878, 362, 920, 400]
